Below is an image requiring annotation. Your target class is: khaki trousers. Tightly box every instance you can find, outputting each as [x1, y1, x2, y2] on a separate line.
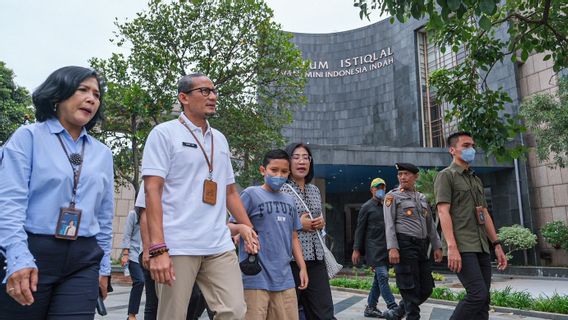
[244, 288, 298, 320]
[156, 250, 246, 320]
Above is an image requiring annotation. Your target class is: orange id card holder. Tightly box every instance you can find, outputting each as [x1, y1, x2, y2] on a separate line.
[203, 179, 217, 205]
[55, 207, 82, 240]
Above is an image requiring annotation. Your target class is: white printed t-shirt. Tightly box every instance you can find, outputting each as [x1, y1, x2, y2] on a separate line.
[141, 112, 235, 256]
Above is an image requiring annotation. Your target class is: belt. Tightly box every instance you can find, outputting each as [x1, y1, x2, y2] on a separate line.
[397, 233, 428, 244]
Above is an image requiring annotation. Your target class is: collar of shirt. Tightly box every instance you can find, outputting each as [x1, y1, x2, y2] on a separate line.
[450, 161, 470, 175]
[46, 118, 92, 144]
[180, 112, 212, 136]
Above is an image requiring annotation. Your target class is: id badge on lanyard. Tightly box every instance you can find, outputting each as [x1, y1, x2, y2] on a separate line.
[54, 134, 85, 240]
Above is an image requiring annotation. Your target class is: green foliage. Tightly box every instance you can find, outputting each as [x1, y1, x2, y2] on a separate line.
[0, 61, 34, 145]
[93, 0, 308, 188]
[90, 54, 172, 194]
[491, 286, 532, 310]
[540, 221, 568, 250]
[415, 168, 439, 206]
[532, 293, 568, 314]
[331, 279, 568, 314]
[498, 224, 537, 260]
[353, 0, 568, 161]
[520, 77, 568, 168]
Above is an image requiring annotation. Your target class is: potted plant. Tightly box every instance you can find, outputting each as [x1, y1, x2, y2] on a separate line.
[540, 221, 568, 250]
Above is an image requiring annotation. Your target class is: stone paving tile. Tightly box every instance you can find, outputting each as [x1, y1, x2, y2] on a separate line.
[97, 284, 555, 320]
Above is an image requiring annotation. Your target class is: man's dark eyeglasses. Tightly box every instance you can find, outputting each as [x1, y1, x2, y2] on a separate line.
[184, 87, 218, 97]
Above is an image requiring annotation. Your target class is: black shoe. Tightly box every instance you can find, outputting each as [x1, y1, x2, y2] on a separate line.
[364, 305, 383, 318]
[383, 307, 403, 320]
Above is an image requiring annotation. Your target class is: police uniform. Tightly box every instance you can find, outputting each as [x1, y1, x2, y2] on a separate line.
[383, 163, 442, 320]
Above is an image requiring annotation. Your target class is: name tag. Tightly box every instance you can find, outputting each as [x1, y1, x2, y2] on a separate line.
[203, 179, 217, 205]
[182, 142, 198, 148]
[277, 216, 286, 222]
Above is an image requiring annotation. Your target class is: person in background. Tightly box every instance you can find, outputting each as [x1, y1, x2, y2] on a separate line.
[121, 207, 144, 320]
[0, 66, 114, 319]
[352, 177, 400, 318]
[282, 142, 336, 320]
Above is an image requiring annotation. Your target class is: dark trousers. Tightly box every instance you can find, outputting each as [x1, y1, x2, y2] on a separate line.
[395, 235, 434, 320]
[127, 261, 144, 315]
[291, 260, 336, 320]
[139, 253, 213, 320]
[450, 252, 492, 320]
[0, 234, 103, 320]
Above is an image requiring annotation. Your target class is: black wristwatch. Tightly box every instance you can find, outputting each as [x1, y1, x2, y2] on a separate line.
[492, 240, 502, 247]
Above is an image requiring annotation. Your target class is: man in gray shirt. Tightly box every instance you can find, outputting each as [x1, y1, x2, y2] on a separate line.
[383, 163, 442, 320]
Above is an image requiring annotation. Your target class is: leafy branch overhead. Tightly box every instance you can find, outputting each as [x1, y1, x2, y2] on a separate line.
[520, 77, 568, 168]
[91, 0, 308, 190]
[354, 0, 567, 161]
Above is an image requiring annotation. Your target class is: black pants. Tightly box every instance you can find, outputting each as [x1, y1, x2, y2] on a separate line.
[0, 234, 103, 320]
[291, 260, 336, 320]
[139, 253, 213, 320]
[126, 261, 144, 315]
[450, 252, 491, 320]
[395, 235, 434, 320]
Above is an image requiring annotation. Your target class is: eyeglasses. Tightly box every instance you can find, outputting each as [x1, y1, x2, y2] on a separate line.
[291, 154, 312, 162]
[184, 87, 218, 97]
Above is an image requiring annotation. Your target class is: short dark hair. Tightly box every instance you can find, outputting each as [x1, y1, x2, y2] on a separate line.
[285, 142, 315, 184]
[33, 66, 105, 131]
[447, 131, 472, 147]
[262, 149, 289, 167]
[177, 73, 208, 94]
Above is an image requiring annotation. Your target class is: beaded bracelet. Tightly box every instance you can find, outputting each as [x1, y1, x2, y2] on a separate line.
[149, 247, 169, 258]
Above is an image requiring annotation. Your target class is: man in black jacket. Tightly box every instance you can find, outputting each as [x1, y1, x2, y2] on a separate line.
[352, 178, 400, 318]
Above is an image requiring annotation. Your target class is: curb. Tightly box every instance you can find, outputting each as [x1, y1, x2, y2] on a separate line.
[330, 286, 568, 320]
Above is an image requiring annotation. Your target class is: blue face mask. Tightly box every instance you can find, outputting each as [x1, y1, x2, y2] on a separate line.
[375, 189, 385, 199]
[461, 147, 476, 163]
[265, 174, 287, 191]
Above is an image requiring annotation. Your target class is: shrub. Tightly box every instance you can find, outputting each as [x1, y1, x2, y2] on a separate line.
[498, 225, 538, 260]
[491, 286, 532, 310]
[541, 221, 568, 250]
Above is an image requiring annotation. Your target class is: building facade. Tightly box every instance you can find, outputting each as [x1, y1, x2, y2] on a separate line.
[282, 18, 566, 266]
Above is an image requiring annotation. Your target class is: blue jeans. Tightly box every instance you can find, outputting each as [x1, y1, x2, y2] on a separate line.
[367, 265, 397, 309]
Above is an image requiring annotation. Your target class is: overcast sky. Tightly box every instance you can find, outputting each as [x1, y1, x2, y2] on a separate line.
[0, 0, 384, 92]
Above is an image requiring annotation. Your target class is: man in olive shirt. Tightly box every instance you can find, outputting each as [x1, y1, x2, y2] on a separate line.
[384, 163, 443, 320]
[352, 177, 399, 318]
[434, 131, 507, 320]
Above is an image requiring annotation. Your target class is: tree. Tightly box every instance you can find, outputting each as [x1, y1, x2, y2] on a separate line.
[89, 54, 172, 195]
[0, 61, 34, 145]
[354, 0, 567, 161]
[519, 76, 568, 168]
[92, 0, 308, 190]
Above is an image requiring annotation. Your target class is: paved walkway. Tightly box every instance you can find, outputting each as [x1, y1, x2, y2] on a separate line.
[95, 273, 568, 320]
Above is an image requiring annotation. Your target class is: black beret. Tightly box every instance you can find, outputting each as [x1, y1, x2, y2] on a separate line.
[395, 162, 419, 174]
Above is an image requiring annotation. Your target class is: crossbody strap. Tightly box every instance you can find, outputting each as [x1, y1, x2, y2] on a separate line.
[284, 183, 327, 250]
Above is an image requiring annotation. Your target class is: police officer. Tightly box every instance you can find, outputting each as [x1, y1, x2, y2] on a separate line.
[383, 163, 443, 320]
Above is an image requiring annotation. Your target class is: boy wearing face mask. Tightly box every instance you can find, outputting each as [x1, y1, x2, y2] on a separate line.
[229, 149, 308, 320]
[352, 178, 400, 318]
[434, 132, 508, 320]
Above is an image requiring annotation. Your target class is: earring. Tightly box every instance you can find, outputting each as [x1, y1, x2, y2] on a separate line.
[53, 103, 58, 112]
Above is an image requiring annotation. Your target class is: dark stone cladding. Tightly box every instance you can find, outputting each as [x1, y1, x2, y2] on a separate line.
[283, 18, 427, 147]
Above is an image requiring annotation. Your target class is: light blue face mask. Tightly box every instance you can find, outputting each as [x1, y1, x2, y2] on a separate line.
[461, 147, 476, 163]
[375, 189, 385, 199]
[265, 174, 287, 191]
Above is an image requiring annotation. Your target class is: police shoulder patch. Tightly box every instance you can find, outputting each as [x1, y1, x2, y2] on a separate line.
[385, 195, 394, 207]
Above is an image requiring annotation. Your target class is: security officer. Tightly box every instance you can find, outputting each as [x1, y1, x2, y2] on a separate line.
[383, 163, 443, 320]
